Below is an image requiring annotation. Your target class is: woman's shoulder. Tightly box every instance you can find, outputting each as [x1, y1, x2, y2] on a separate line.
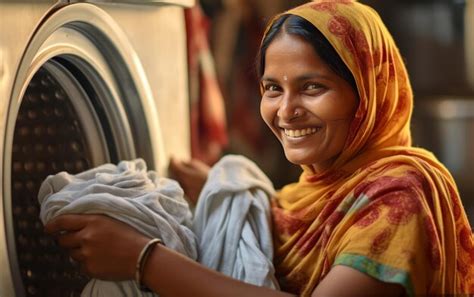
[344, 153, 462, 229]
[344, 156, 450, 220]
[351, 159, 431, 196]
[351, 147, 453, 187]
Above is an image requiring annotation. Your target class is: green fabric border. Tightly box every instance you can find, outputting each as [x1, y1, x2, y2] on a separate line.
[334, 253, 415, 297]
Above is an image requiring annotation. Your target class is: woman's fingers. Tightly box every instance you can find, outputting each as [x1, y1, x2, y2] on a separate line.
[42, 214, 149, 280]
[169, 157, 210, 205]
[189, 159, 211, 173]
[44, 214, 88, 235]
[69, 247, 86, 262]
[170, 157, 210, 177]
[169, 156, 186, 171]
[57, 231, 82, 249]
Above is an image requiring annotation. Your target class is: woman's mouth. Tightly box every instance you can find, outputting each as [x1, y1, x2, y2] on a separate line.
[283, 127, 321, 138]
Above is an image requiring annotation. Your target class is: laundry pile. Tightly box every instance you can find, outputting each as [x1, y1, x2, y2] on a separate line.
[38, 155, 278, 296]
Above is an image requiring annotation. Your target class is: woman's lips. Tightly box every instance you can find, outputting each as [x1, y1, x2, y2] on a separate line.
[283, 127, 322, 138]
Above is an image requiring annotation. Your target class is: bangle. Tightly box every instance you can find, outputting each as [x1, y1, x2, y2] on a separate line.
[135, 238, 162, 291]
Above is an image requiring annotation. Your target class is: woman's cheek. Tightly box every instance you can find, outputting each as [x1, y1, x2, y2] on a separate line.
[260, 99, 273, 127]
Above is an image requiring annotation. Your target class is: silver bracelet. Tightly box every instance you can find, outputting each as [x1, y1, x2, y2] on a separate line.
[135, 238, 162, 291]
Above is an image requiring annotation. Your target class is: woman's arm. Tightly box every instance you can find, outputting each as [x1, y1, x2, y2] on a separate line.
[141, 239, 292, 297]
[44, 214, 293, 297]
[45, 214, 405, 297]
[312, 265, 405, 297]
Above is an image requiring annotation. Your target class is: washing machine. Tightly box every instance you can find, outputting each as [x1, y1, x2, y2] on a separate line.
[0, 0, 193, 296]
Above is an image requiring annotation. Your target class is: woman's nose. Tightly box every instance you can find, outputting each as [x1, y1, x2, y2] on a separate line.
[277, 94, 304, 121]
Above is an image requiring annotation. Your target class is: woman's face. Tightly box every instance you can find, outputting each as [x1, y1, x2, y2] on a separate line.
[260, 32, 358, 173]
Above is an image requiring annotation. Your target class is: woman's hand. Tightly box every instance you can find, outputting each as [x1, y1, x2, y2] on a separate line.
[169, 157, 210, 205]
[44, 214, 150, 281]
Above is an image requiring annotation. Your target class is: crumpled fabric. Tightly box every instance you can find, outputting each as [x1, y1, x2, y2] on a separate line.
[38, 159, 196, 297]
[193, 155, 279, 289]
[38, 156, 279, 295]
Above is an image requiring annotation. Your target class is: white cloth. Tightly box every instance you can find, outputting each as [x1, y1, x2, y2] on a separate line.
[38, 159, 197, 297]
[38, 156, 279, 295]
[193, 155, 280, 289]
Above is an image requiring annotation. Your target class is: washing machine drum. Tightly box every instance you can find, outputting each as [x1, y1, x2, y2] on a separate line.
[10, 59, 132, 296]
[2, 2, 189, 294]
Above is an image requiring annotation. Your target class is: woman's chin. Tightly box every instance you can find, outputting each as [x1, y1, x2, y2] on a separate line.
[284, 152, 315, 167]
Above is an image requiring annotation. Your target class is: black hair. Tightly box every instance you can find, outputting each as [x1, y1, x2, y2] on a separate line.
[257, 14, 357, 92]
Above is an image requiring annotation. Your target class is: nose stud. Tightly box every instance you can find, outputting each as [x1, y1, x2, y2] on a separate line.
[278, 109, 302, 120]
[290, 110, 301, 121]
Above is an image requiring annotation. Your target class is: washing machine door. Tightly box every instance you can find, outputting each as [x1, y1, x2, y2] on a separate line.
[0, 3, 186, 296]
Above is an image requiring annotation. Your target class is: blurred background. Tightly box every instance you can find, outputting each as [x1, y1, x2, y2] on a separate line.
[194, 0, 474, 224]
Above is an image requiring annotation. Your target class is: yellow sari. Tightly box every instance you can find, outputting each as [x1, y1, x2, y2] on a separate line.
[268, 1, 474, 296]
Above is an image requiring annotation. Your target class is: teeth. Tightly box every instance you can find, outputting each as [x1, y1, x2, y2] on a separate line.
[284, 127, 320, 138]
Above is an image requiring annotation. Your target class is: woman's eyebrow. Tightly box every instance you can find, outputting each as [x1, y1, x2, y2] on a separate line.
[260, 76, 278, 83]
[297, 73, 331, 81]
[261, 73, 330, 83]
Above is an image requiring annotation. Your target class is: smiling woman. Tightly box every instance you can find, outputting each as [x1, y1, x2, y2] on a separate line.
[259, 20, 358, 172]
[258, 4, 474, 296]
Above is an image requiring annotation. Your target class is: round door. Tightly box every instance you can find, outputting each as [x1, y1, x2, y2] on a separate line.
[2, 4, 166, 296]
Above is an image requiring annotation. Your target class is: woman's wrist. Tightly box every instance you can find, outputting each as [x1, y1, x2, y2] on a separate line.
[135, 238, 162, 290]
[140, 239, 166, 292]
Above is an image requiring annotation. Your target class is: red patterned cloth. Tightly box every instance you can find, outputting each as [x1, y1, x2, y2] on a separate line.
[185, 4, 227, 165]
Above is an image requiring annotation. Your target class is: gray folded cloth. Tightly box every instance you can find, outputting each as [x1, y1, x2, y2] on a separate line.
[193, 155, 280, 289]
[38, 159, 197, 297]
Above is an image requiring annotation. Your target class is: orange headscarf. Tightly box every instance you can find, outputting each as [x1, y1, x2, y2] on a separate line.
[266, 1, 474, 296]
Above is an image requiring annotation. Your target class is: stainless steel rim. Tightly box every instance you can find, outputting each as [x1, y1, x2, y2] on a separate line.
[42, 59, 109, 166]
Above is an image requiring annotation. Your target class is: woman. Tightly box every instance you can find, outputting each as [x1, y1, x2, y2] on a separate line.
[45, 1, 474, 296]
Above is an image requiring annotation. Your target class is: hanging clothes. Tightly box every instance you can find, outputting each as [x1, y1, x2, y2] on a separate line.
[185, 3, 228, 165]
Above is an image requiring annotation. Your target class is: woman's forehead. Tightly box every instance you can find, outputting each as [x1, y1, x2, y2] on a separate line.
[263, 33, 335, 78]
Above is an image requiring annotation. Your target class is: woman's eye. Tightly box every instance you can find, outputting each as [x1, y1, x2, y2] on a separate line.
[264, 84, 280, 92]
[306, 83, 322, 90]
[263, 84, 282, 97]
[304, 83, 325, 94]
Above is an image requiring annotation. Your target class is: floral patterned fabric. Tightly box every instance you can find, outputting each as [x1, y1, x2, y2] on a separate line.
[267, 1, 474, 296]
